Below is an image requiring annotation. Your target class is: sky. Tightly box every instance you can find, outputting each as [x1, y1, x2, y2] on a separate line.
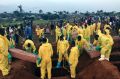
[0, 0, 120, 13]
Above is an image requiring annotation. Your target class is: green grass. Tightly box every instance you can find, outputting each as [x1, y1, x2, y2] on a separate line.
[33, 19, 50, 25]
[0, 19, 50, 27]
[0, 21, 23, 27]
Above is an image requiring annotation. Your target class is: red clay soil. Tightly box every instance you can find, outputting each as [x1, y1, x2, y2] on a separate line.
[77, 60, 120, 79]
[0, 60, 39, 79]
[0, 51, 120, 79]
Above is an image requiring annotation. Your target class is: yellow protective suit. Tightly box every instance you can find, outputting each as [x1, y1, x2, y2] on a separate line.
[66, 23, 72, 33]
[23, 39, 36, 53]
[77, 27, 83, 35]
[76, 34, 89, 48]
[36, 28, 44, 38]
[66, 24, 72, 40]
[90, 23, 96, 35]
[98, 31, 113, 61]
[93, 39, 100, 46]
[62, 27, 67, 39]
[104, 24, 111, 30]
[38, 43, 53, 79]
[96, 22, 101, 31]
[35, 28, 39, 36]
[93, 30, 102, 46]
[73, 25, 79, 30]
[57, 39, 69, 62]
[83, 25, 91, 42]
[101, 29, 114, 61]
[55, 26, 61, 42]
[69, 46, 79, 78]
[0, 35, 10, 76]
[75, 34, 89, 55]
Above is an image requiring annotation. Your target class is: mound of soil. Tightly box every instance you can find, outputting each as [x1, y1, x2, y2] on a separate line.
[0, 60, 39, 79]
[77, 60, 120, 79]
[0, 52, 120, 79]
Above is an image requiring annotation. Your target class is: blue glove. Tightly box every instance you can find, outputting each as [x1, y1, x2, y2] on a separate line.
[95, 46, 101, 51]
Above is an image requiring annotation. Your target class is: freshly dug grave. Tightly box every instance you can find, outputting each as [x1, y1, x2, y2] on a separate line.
[0, 28, 120, 79]
[0, 51, 120, 79]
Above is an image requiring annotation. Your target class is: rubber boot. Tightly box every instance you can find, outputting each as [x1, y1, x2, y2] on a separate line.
[99, 55, 105, 61]
[105, 57, 109, 61]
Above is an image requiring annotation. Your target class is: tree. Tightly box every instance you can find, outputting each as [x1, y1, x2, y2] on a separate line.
[18, 5, 23, 13]
[39, 10, 43, 14]
[13, 10, 20, 17]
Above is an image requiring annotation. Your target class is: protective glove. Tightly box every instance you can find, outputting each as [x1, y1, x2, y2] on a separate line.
[33, 50, 38, 55]
[78, 45, 81, 49]
[36, 57, 42, 67]
[10, 44, 15, 48]
[95, 46, 101, 51]
[8, 52, 12, 64]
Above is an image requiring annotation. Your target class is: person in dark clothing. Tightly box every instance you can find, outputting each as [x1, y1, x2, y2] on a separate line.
[50, 22, 55, 35]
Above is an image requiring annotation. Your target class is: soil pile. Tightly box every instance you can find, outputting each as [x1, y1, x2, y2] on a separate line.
[77, 60, 120, 79]
[0, 60, 39, 79]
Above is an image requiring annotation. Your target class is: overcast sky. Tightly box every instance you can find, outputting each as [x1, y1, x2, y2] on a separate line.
[0, 0, 120, 13]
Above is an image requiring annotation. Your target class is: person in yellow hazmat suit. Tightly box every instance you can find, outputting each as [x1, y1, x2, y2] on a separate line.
[69, 41, 79, 79]
[35, 26, 44, 39]
[71, 24, 79, 40]
[75, 34, 90, 55]
[55, 25, 62, 42]
[83, 24, 91, 42]
[90, 23, 96, 36]
[35, 25, 40, 36]
[93, 29, 103, 51]
[62, 26, 67, 39]
[38, 37, 53, 79]
[66, 23, 72, 41]
[94, 31, 113, 61]
[102, 29, 114, 61]
[23, 39, 36, 54]
[56, 35, 69, 68]
[39, 28, 44, 38]
[0, 28, 10, 76]
[96, 22, 101, 32]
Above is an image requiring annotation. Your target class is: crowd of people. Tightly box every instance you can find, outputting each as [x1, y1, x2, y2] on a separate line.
[0, 15, 120, 79]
